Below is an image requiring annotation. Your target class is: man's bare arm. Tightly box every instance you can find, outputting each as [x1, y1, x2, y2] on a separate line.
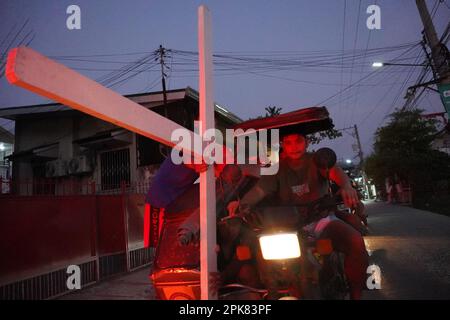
[322, 166, 359, 208]
[227, 185, 267, 216]
[240, 185, 267, 207]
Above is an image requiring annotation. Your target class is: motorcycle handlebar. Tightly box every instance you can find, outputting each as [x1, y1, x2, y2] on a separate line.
[220, 194, 343, 229]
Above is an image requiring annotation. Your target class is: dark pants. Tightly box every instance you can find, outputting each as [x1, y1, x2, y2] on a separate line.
[320, 219, 369, 299]
[219, 221, 262, 288]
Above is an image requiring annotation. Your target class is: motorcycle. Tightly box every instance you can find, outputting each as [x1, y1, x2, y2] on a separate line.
[218, 147, 350, 300]
[150, 148, 355, 300]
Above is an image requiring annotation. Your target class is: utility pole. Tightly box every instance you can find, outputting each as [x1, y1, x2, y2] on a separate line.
[157, 45, 170, 156]
[338, 125, 364, 165]
[157, 45, 168, 106]
[416, 0, 449, 80]
[421, 37, 438, 79]
[338, 125, 370, 198]
[415, 0, 450, 115]
[354, 124, 363, 165]
[353, 124, 370, 199]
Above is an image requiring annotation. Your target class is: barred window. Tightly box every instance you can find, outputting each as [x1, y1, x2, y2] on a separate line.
[100, 148, 130, 191]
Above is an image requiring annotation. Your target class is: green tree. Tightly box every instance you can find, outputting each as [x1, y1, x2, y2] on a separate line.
[264, 106, 283, 117]
[364, 108, 450, 203]
[250, 106, 341, 144]
[307, 128, 342, 145]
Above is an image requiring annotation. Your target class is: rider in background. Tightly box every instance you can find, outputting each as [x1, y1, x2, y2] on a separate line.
[145, 149, 261, 287]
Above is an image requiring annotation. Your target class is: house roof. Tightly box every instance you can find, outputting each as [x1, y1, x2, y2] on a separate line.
[0, 87, 243, 124]
[5, 141, 58, 161]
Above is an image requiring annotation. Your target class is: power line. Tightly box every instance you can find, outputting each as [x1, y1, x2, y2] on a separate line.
[0, 19, 30, 59]
[0, 21, 20, 53]
[0, 18, 34, 79]
[358, 70, 406, 126]
[143, 76, 162, 92]
[443, 0, 450, 10]
[349, 0, 378, 128]
[97, 54, 158, 87]
[320, 68, 401, 108]
[373, 68, 423, 130]
[339, 0, 347, 119]
[344, 0, 363, 128]
[390, 47, 426, 111]
[430, 0, 441, 18]
[51, 57, 159, 64]
[400, 61, 431, 111]
[167, 52, 174, 90]
[104, 63, 157, 89]
[313, 42, 422, 107]
[41, 42, 420, 85]
[48, 51, 155, 58]
[95, 54, 154, 84]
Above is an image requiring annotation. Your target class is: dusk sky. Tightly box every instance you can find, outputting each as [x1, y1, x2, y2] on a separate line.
[0, 0, 449, 161]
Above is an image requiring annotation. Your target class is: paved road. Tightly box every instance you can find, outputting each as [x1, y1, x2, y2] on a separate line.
[59, 266, 154, 300]
[362, 201, 450, 299]
[61, 201, 450, 300]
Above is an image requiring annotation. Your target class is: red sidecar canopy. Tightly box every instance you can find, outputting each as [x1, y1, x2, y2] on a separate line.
[233, 106, 334, 137]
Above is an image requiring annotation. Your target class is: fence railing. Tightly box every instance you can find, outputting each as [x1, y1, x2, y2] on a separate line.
[0, 178, 151, 196]
[0, 193, 154, 300]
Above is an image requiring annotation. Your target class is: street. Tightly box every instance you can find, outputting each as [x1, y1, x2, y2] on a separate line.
[2, 0, 449, 304]
[60, 201, 450, 300]
[363, 201, 450, 299]
[59, 266, 154, 300]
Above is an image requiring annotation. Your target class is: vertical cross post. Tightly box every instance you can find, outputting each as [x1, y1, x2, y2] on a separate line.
[5, 5, 220, 301]
[198, 5, 217, 300]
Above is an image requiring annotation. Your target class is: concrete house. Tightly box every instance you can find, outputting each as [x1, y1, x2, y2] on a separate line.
[0, 125, 14, 192]
[0, 87, 242, 195]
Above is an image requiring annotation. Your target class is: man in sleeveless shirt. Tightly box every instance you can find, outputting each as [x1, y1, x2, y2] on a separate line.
[230, 132, 369, 299]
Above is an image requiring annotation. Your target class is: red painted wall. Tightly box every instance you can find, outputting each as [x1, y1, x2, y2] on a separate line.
[96, 195, 126, 256]
[0, 196, 96, 285]
[0, 194, 141, 286]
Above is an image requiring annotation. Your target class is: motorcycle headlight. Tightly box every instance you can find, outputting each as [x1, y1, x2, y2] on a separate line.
[258, 233, 301, 260]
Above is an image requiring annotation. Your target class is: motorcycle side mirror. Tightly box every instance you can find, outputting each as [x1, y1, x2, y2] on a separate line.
[313, 148, 337, 170]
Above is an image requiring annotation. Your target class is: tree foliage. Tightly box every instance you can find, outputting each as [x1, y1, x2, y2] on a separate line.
[308, 128, 342, 145]
[364, 109, 450, 197]
[264, 106, 283, 117]
[252, 106, 342, 144]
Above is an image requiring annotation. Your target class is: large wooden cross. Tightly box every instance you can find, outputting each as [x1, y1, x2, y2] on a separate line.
[5, 5, 217, 300]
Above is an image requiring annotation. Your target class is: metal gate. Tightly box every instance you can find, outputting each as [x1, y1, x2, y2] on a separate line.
[0, 193, 153, 300]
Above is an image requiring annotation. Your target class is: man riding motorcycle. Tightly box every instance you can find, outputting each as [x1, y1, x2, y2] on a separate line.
[229, 131, 369, 300]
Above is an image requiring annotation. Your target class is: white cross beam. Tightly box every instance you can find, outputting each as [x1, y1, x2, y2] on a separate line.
[5, 5, 218, 300]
